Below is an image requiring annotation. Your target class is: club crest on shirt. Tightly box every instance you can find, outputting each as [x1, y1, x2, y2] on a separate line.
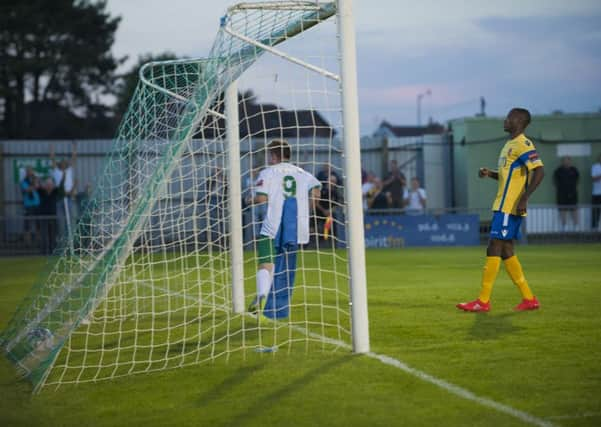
[525, 140, 532, 146]
[507, 148, 513, 157]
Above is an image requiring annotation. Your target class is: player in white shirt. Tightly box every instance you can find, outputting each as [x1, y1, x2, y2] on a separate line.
[404, 177, 427, 214]
[248, 140, 321, 318]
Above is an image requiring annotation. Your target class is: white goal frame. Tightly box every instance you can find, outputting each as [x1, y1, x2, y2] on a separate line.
[223, 0, 370, 353]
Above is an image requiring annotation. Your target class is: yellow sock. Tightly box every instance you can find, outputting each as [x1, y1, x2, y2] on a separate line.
[504, 255, 534, 300]
[478, 256, 501, 303]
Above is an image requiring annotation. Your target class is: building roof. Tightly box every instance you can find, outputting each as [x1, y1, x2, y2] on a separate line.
[374, 120, 445, 138]
[197, 93, 335, 140]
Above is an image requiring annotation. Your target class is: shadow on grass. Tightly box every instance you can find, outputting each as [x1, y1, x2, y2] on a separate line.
[468, 312, 524, 340]
[216, 354, 355, 427]
[195, 361, 268, 407]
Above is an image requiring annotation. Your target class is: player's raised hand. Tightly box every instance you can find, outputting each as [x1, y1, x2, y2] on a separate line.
[478, 168, 489, 178]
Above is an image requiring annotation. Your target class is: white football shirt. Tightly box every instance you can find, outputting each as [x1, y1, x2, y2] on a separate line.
[52, 166, 74, 193]
[406, 188, 427, 213]
[255, 162, 321, 244]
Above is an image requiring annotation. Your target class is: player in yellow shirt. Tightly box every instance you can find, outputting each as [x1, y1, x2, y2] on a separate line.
[457, 108, 545, 312]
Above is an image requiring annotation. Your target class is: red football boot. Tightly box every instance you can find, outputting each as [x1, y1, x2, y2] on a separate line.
[514, 297, 540, 311]
[456, 299, 490, 312]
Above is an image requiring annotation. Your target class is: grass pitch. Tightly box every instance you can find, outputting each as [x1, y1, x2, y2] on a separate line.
[1, 244, 600, 426]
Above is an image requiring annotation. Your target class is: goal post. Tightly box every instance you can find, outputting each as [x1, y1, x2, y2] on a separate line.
[0, 0, 369, 391]
[337, 0, 370, 354]
[225, 78, 246, 314]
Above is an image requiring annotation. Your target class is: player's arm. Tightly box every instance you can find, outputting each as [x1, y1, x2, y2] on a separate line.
[253, 171, 268, 204]
[479, 168, 498, 180]
[516, 166, 545, 215]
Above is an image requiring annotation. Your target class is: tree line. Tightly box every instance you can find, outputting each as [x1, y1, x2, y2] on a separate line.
[0, 0, 176, 139]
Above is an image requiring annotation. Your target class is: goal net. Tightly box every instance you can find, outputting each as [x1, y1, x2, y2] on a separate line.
[0, 0, 368, 391]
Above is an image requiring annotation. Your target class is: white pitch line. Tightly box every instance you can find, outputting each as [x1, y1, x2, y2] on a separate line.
[294, 327, 555, 427]
[547, 412, 601, 420]
[366, 352, 556, 427]
[131, 282, 556, 427]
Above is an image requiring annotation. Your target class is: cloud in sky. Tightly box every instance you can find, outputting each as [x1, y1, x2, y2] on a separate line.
[107, 0, 601, 133]
[356, 4, 601, 129]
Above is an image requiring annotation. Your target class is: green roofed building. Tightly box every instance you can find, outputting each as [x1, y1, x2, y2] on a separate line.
[448, 112, 601, 212]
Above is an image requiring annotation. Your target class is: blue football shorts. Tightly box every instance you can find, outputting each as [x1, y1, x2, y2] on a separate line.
[489, 211, 523, 241]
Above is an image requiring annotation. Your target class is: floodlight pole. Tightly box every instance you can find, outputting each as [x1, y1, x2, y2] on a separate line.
[417, 89, 431, 126]
[337, 0, 370, 354]
[226, 79, 245, 313]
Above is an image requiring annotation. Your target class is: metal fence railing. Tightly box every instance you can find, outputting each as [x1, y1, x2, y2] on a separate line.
[1, 204, 600, 256]
[0, 215, 59, 256]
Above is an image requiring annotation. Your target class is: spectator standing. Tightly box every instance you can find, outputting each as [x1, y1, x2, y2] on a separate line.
[382, 159, 406, 209]
[50, 143, 77, 240]
[316, 173, 342, 241]
[404, 177, 427, 215]
[38, 177, 58, 254]
[316, 164, 342, 188]
[367, 177, 392, 212]
[20, 167, 41, 244]
[361, 172, 376, 212]
[553, 156, 579, 230]
[591, 154, 601, 230]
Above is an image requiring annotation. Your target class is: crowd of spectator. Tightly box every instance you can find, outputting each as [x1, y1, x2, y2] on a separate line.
[17, 143, 90, 254]
[16, 150, 601, 254]
[361, 160, 427, 215]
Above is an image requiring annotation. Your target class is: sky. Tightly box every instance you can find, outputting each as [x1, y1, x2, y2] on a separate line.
[107, 0, 601, 134]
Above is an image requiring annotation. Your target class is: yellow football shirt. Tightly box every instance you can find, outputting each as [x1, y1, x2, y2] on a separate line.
[492, 134, 543, 216]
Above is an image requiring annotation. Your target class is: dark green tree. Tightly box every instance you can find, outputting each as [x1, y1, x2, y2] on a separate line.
[0, 0, 123, 138]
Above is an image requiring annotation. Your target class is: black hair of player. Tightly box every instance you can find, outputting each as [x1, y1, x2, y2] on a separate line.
[512, 108, 531, 127]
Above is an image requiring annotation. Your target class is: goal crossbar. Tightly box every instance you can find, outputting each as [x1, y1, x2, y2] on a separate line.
[222, 26, 340, 81]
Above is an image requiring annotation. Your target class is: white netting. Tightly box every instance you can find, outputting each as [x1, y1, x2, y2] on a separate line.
[1, 1, 354, 390]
